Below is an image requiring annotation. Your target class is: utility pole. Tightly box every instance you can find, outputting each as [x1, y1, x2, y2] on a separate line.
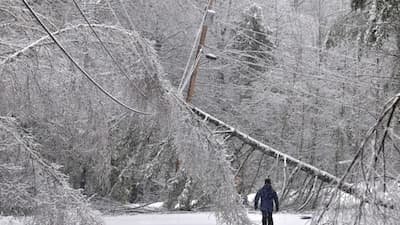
[185, 0, 215, 102]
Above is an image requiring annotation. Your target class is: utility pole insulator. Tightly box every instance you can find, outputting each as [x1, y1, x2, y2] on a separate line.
[205, 10, 216, 26]
[205, 53, 217, 60]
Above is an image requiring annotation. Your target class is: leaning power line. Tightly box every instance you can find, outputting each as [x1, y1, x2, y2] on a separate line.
[71, 0, 147, 97]
[22, 0, 151, 115]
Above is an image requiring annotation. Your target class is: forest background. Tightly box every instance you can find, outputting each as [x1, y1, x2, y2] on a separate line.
[1, 0, 399, 224]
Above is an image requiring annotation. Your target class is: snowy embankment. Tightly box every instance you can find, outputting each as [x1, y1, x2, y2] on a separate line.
[104, 212, 312, 225]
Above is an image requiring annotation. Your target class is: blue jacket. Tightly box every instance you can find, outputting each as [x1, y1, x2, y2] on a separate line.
[254, 184, 279, 212]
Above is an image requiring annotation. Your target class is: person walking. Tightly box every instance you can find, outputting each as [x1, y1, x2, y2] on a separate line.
[254, 178, 279, 225]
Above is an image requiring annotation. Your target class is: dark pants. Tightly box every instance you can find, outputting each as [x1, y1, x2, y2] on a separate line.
[261, 210, 273, 225]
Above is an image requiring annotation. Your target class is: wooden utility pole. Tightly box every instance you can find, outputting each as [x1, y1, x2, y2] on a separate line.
[185, 0, 215, 102]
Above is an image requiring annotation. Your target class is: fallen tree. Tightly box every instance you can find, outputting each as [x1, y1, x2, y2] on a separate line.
[184, 103, 395, 210]
[189, 105, 356, 193]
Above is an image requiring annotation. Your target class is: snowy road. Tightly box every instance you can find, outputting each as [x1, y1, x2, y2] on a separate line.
[104, 212, 312, 225]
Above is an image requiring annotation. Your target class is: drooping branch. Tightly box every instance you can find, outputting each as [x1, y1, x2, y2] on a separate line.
[22, 0, 151, 115]
[313, 95, 400, 225]
[298, 176, 318, 210]
[280, 166, 300, 201]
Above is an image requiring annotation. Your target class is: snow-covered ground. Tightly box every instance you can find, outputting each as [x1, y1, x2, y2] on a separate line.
[0, 211, 312, 225]
[0, 217, 22, 225]
[104, 212, 312, 225]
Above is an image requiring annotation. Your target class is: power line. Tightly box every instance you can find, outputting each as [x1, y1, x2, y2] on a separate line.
[22, 0, 151, 115]
[71, 0, 147, 97]
[212, 51, 384, 91]
[192, 47, 383, 116]
[195, 65, 380, 117]
[103, 0, 158, 84]
[218, 29, 385, 89]
[217, 21, 383, 67]
[206, 40, 388, 90]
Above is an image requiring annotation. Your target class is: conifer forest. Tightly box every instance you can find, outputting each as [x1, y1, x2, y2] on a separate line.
[1, 0, 400, 225]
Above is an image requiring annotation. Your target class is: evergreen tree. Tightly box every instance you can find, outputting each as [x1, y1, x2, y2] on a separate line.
[352, 0, 400, 91]
[231, 4, 275, 73]
[352, 0, 400, 46]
